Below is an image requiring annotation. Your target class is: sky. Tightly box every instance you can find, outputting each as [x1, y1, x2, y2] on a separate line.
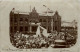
[0, 0, 80, 22]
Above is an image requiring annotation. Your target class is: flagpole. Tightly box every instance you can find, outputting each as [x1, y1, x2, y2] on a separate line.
[30, 5, 31, 12]
[43, 5, 53, 33]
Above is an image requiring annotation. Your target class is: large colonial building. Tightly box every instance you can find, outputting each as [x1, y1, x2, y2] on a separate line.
[10, 7, 61, 35]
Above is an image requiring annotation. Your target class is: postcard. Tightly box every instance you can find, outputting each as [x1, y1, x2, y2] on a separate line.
[0, 0, 80, 52]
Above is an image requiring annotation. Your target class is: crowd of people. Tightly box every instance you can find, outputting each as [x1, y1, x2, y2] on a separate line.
[10, 31, 76, 49]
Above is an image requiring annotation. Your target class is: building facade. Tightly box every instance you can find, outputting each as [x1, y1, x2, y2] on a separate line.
[61, 21, 77, 32]
[10, 7, 61, 35]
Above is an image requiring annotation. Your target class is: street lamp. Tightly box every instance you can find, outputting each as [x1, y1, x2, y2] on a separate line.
[43, 5, 54, 33]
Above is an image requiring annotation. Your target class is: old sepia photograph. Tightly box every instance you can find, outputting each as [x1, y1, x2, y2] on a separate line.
[0, 0, 80, 52]
[9, 1, 77, 49]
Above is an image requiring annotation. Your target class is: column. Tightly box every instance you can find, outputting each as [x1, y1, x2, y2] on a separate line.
[51, 18, 53, 33]
[13, 13, 14, 34]
[29, 25, 32, 32]
[47, 18, 48, 31]
[23, 18, 25, 33]
[18, 13, 19, 32]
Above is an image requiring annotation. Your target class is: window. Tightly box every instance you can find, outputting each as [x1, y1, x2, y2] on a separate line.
[10, 18, 13, 22]
[20, 18, 23, 21]
[25, 18, 28, 22]
[48, 27, 51, 33]
[25, 26, 28, 31]
[32, 26, 37, 32]
[20, 26, 23, 32]
[55, 26, 57, 31]
[39, 19, 42, 22]
[43, 19, 46, 22]
[48, 20, 50, 22]
[10, 27, 13, 33]
[43, 26, 46, 29]
[14, 17, 17, 22]
[14, 26, 17, 32]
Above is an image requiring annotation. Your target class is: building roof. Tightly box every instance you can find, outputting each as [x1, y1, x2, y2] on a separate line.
[61, 21, 77, 28]
[39, 12, 55, 16]
[11, 8, 56, 16]
[13, 11, 30, 15]
[61, 22, 72, 27]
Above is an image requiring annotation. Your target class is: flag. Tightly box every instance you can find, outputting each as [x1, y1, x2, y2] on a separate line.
[43, 5, 46, 7]
[48, 8, 50, 10]
[42, 29, 49, 37]
[40, 26, 49, 37]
